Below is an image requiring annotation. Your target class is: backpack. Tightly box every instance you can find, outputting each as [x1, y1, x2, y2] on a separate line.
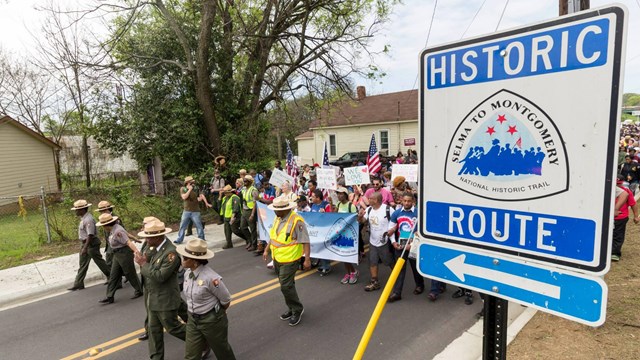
[367, 204, 391, 221]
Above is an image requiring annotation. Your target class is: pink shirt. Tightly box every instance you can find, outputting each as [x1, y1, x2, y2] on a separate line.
[364, 187, 394, 205]
[615, 186, 636, 220]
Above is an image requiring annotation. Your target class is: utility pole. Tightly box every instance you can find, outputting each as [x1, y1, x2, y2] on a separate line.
[560, 0, 590, 15]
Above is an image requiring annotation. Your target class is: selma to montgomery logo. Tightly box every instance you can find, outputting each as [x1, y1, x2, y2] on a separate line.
[324, 217, 358, 257]
[444, 89, 569, 201]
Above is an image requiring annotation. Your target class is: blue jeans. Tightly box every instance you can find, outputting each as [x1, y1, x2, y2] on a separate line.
[175, 211, 204, 243]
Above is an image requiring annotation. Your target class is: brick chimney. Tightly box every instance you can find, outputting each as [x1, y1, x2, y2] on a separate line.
[356, 86, 366, 100]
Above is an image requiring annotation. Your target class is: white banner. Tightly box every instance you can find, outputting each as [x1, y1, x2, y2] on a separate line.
[269, 168, 294, 188]
[344, 166, 370, 186]
[391, 164, 419, 182]
[316, 168, 337, 190]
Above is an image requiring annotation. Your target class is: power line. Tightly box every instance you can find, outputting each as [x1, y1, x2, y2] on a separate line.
[495, 0, 510, 32]
[407, 0, 438, 92]
[461, 0, 488, 39]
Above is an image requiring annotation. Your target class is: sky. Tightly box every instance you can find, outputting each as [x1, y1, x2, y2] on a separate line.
[1, 0, 639, 96]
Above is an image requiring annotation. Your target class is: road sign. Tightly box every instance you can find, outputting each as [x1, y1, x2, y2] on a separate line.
[418, 5, 627, 327]
[418, 241, 607, 326]
[419, 6, 628, 275]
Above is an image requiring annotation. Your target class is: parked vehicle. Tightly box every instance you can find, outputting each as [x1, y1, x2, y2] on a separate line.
[329, 151, 394, 169]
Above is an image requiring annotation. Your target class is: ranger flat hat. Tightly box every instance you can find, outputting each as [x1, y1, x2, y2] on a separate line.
[137, 220, 173, 238]
[267, 196, 296, 211]
[221, 185, 235, 193]
[142, 216, 160, 225]
[184, 176, 195, 184]
[214, 155, 226, 166]
[95, 200, 114, 212]
[176, 239, 215, 260]
[71, 199, 91, 210]
[96, 213, 119, 227]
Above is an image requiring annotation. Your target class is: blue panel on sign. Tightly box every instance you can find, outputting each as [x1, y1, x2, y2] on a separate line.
[418, 242, 606, 326]
[426, 201, 596, 262]
[425, 18, 610, 89]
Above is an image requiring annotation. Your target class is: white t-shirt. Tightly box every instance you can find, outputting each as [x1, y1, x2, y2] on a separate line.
[364, 204, 395, 247]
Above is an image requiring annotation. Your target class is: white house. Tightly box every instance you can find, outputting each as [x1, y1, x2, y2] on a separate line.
[296, 86, 419, 165]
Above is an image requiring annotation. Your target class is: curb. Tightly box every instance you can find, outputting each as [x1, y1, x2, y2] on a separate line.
[433, 303, 537, 360]
[0, 273, 106, 311]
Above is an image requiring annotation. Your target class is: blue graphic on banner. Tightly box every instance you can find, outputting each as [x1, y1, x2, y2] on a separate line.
[425, 18, 610, 89]
[459, 139, 545, 177]
[426, 201, 596, 262]
[257, 203, 359, 263]
[418, 242, 607, 326]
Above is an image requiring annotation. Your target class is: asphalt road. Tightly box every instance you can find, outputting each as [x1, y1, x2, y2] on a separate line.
[0, 246, 481, 360]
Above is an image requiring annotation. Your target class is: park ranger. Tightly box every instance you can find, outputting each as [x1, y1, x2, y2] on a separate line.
[134, 220, 186, 360]
[67, 199, 110, 291]
[178, 238, 236, 360]
[262, 196, 311, 326]
[219, 184, 243, 249]
[96, 213, 144, 304]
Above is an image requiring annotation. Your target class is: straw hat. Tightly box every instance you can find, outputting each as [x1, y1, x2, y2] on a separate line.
[142, 216, 160, 225]
[184, 176, 195, 184]
[335, 186, 349, 194]
[244, 175, 254, 183]
[214, 155, 226, 166]
[95, 200, 114, 212]
[137, 220, 173, 238]
[221, 185, 235, 193]
[267, 196, 297, 211]
[96, 213, 119, 227]
[71, 199, 91, 210]
[176, 239, 214, 260]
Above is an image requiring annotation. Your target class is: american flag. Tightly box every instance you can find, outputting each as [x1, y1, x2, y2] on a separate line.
[285, 139, 299, 193]
[321, 142, 331, 201]
[367, 133, 381, 175]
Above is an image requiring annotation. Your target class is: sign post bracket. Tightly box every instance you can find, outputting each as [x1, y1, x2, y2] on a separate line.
[482, 295, 508, 360]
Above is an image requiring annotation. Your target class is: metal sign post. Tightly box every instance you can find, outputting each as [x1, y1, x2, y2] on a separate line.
[483, 295, 508, 360]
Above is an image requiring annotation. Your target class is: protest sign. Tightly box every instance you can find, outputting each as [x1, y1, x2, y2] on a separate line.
[391, 164, 418, 182]
[269, 168, 294, 188]
[316, 168, 337, 190]
[344, 166, 370, 186]
[257, 203, 359, 263]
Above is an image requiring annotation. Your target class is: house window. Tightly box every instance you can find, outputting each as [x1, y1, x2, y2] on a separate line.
[380, 130, 389, 151]
[329, 134, 337, 156]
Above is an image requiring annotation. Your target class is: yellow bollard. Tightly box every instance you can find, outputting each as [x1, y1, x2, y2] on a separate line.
[353, 257, 406, 360]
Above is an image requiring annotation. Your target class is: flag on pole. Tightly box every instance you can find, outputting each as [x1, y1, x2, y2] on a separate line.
[285, 139, 299, 193]
[321, 142, 331, 201]
[367, 133, 381, 175]
[515, 137, 522, 149]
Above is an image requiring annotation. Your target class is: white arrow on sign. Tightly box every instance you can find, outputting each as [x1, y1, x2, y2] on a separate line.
[444, 254, 561, 300]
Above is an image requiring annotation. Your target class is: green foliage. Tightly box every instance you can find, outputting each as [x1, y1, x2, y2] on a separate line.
[623, 93, 640, 107]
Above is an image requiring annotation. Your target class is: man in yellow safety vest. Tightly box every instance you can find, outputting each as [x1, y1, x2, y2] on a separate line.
[263, 196, 311, 326]
[240, 175, 259, 251]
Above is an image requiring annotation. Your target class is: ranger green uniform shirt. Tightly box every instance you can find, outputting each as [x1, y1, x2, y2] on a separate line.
[140, 240, 182, 311]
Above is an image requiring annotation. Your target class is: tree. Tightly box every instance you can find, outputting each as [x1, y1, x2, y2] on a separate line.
[88, 0, 393, 166]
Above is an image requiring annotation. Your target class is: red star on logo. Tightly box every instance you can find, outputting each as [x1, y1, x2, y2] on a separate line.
[497, 115, 507, 124]
[507, 125, 518, 135]
[486, 126, 496, 136]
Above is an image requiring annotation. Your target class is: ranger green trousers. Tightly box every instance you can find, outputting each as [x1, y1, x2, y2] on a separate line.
[184, 310, 236, 360]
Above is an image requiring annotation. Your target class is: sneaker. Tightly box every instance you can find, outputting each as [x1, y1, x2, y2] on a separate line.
[319, 268, 331, 277]
[465, 294, 474, 305]
[428, 292, 439, 302]
[452, 288, 465, 298]
[348, 270, 359, 284]
[280, 310, 293, 321]
[611, 255, 620, 262]
[341, 273, 350, 284]
[267, 260, 274, 269]
[289, 309, 304, 326]
[364, 280, 381, 292]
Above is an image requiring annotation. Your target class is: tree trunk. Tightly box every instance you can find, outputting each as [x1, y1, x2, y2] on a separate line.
[194, 0, 221, 156]
[82, 134, 91, 188]
[53, 149, 62, 191]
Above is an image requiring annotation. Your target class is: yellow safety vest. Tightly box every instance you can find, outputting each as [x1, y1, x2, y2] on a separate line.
[242, 186, 257, 209]
[220, 195, 239, 219]
[269, 213, 304, 263]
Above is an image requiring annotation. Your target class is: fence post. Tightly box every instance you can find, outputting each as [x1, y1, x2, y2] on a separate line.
[41, 186, 52, 244]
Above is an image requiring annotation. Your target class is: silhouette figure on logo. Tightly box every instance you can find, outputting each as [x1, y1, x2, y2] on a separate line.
[458, 139, 546, 177]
